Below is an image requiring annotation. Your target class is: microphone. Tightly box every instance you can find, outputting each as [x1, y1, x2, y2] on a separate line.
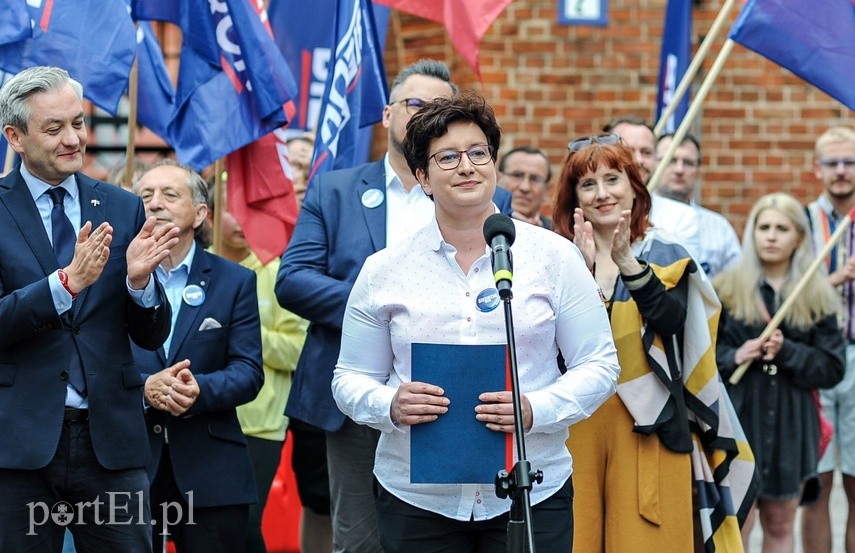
[483, 213, 515, 296]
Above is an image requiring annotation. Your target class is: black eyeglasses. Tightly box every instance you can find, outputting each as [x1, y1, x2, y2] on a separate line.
[429, 145, 494, 171]
[567, 133, 621, 152]
[390, 97, 426, 114]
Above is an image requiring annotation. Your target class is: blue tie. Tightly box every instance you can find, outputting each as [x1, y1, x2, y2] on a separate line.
[46, 186, 86, 395]
[46, 187, 75, 267]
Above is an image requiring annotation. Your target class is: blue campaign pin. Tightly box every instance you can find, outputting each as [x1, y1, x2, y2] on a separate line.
[361, 189, 384, 209]
[182, 284, 205, 307]
[476, 288, 500, 312]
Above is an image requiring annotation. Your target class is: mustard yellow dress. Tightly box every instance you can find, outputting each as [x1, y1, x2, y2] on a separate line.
[567, 231, 754, 553]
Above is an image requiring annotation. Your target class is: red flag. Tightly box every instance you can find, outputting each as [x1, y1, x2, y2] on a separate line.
[226, 131, 299, 264]
[373, 0, 512, 74]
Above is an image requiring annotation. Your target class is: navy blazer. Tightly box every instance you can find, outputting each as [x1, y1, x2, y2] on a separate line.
[0, 168, 171, 470]
[276, 159, 513, 431]
[132, 248, 263, 507]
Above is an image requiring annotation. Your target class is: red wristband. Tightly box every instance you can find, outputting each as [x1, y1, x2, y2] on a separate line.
[57, 269, 79, 300]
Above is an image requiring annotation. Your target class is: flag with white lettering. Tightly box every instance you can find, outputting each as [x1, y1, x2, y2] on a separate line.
[0, 0, 136, 113]
[306, 0, 388, 185]
[132, 0, 299, 170]
[656, 0, 692, 134]
[267, 0, 390, 167]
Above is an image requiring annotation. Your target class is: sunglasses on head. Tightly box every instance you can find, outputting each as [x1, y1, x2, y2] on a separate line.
[567, 133, 621, 152]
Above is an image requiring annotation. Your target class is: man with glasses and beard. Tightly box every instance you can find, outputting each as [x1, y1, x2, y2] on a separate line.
[802, 126, 855, 553]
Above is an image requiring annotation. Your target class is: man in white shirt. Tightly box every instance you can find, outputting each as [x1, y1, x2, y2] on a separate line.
[655, 133, 741, 277]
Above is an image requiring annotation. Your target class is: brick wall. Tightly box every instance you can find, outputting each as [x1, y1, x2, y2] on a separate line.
[373, 0, 855, 236]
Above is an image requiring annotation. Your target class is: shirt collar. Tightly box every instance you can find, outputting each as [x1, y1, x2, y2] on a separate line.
[158, 240, 197, 279]
[818, 194, 843, 221]
[21, 163, 78, 204]
[383, 153, 403, 191]
[425, 207, 501, 254]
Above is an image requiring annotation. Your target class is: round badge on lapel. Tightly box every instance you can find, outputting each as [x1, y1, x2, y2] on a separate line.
[182, 284, 205, 306]
[361, 189, 384, 209]
[476, 288, 500, 312]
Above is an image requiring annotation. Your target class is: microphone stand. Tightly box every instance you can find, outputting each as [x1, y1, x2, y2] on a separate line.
[494, 287, 543, 553]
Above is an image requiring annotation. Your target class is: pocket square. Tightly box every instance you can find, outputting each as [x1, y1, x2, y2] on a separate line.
[198, 317, 222, 331]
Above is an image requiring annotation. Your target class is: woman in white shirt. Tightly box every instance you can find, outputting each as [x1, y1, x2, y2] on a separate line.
[331, 90, 619, 553]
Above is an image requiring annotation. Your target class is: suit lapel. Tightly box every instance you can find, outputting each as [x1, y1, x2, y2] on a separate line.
[358, 161, 387, 252]
[0, 168, 58, 275]
[72, 175, 107, 316]
[166, 249, 212, 364]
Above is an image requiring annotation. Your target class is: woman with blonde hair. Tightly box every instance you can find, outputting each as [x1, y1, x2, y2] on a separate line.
[714, 192, 845, 552]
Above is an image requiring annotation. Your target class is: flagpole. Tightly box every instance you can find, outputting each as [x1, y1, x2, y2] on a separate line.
[647, 39, 736, 192]
[729, 208, 855, 384]
[213, 158, 225, 254]
[391, 9, 405, 73]
[125, 55, 139, 188]
[654, 0, 739, 137]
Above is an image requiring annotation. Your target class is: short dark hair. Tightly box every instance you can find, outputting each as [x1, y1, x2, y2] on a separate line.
[402, 90, 501, 179]
[498, 146, 552, 183]
[390, 59, 457, 96]
[657, 132, 702, 160]
[602, 115, 652, 134]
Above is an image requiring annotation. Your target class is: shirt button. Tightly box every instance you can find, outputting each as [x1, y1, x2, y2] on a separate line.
[467, 317, 472, 322]
[465, 292, 470, 297]
[153, 425, 163, 434]
[474, 268, 479, 272]
[476, 499, 482, 504]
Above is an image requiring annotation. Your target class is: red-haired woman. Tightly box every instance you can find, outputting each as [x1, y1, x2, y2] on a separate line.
[554, 136, 751, 552]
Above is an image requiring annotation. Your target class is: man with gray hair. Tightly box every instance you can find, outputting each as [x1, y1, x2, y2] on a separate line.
[132, 159, 263, 552]
[276, 59, 512, 553]
[0, 65, 178, 551]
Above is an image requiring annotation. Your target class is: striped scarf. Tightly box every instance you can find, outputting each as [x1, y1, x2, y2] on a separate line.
[613, 230, 758, 552]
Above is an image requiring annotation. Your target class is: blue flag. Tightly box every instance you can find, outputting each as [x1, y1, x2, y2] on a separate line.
[0, 0, 136, 114]
[134, 22, 174, 142]
[656, 0, 692, 134]
[267, 0, 389, 169]
[729, 0, 855, 112]
[133, 0, 299, 170]
[303, 0, 388, 184]
[0, 0, 30, 46]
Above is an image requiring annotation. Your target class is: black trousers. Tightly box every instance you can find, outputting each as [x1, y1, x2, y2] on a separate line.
[243, 436, 284, 553]
[375, 477, 574, 553]
[0, 420, 152, 553]
[150, 446, 249, 553]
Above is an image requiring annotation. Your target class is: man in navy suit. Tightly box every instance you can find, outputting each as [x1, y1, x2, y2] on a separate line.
[132, 160, 263, 553]
[0, 66, 178, 552]
[276, 60, 513, 553]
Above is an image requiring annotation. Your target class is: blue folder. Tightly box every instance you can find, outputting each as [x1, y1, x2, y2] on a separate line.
[410, 343, 508, 484]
